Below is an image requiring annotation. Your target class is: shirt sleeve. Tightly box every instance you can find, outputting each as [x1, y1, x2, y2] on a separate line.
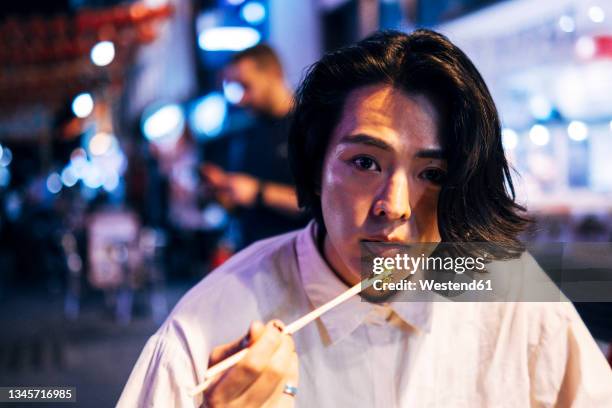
[116, 325, 204, 408]
[530, 304, 612, 407]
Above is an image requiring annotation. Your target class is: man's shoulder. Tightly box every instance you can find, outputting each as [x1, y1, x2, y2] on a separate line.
[156, 229, 306, 350]
[470, 301, 578, 346]
[171, 230, 302, 316]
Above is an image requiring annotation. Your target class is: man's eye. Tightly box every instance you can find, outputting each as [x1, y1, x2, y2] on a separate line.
[419, 168, 446, 185]
[352, 156, 380, 172]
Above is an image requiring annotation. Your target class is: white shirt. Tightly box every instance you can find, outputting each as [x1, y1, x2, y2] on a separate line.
[118, 221, 612, 407]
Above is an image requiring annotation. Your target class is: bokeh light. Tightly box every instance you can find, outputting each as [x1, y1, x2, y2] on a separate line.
[61, 166, 79, 187]
[90, 41, 115, 66]
[558, 15, 575, 33]
[72, 93, 94, 118]
[0, 147, 12, 167]
[567, 120, 589, 141]
[588, 6, 605, 23]
[529, 124, 550, 146]
[198, 27, 261, 51]
[46, 172, 63, 194]
[142, 104, 185, 146]
[502, 128, 519, 150]
[89, 132, 115, 156]
[528, 95, 553, 121]
[240, 2, 266, 25]
[223, 81, 245, 105]
[190, 93, 227, 137]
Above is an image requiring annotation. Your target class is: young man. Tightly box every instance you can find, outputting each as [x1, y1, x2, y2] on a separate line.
[119, 30, 612, 407]
[202, 44, 306, 247]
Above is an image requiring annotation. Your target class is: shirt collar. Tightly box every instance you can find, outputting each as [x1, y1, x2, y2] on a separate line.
[296, 221, 432, 344]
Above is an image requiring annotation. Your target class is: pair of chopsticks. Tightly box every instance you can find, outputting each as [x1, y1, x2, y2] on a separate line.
[189, 272, 385, 396]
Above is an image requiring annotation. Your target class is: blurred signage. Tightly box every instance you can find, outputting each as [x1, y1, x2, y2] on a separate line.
[88, 210, 140, 289]
[594, 35, 612, 59]
[418, 0, 505, 26]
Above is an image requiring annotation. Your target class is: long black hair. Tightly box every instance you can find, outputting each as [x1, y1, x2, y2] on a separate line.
[288, 29, 530, 254]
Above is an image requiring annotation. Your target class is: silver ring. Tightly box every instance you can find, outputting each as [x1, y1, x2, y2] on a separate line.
[282, 383, 298, 397]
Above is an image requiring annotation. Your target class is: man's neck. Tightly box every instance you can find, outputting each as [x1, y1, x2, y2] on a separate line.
[317, 227, 360, 288]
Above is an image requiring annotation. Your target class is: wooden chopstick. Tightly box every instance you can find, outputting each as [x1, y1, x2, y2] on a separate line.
[189, 273, 382, 397]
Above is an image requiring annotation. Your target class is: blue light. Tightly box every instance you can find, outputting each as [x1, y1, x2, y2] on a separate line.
[5, 192, 21, 220]
[82, 164, 104, 189]
[528, 95, 553, 121]
[61, 165, 79, 187]
[241, 2, 266, 25]
[190, 93, 227, 137]
[0, 147, 12, 167]
[102, 170, 120, 192]
[0, 167, 10, 188]
[558, 15, 575, 33]
[70, 148, 88, 178]
[198, 27, 261, 51]
[202, 202, 228, 229]
[46, 172, 63, 194]
[142, 104, 185, 145]
[223, 81, 245, 104]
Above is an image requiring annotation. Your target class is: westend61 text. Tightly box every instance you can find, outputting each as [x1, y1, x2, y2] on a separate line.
[373, 279, 493, 292]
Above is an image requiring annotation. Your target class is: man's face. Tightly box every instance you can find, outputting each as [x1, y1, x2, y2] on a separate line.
[225, 58, 275, 115]
[320, 84, 446, 281]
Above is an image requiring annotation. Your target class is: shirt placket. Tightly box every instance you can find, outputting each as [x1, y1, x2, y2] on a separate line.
[363, 306, 398, 408]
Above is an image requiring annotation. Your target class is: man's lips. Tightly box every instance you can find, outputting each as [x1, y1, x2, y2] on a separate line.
[359, 235, 427, 260]
[360, 238, 407, 258]
[361, 237, 406, 244]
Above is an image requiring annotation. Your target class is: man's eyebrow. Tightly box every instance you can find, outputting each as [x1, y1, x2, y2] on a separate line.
[415, 149, 445, 159]
[339, 134, 445, 159]
[339, 134, 393, 151]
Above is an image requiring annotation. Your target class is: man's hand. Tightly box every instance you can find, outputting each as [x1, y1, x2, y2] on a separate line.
[201, 164, 260, 208]
[201, 163, 300, 214]
[224, 172, 260, 207]
[204, 320, 299, 408]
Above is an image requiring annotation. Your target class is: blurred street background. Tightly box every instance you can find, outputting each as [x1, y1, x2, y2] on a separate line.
[0, 0, 611, 406]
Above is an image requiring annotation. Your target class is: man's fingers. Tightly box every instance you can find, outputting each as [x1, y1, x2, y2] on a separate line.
[207, 321, 285, 402]
[267, 350, 299, 408]
[232, 333, 296, 407]
[201, 164, 227, 185]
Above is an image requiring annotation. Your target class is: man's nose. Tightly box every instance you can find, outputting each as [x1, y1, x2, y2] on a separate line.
[372, 171, 411, 221]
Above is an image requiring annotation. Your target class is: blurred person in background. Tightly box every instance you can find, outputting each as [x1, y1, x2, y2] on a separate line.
[201, 44, 307, 249]
[119, 30, 612, 407]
